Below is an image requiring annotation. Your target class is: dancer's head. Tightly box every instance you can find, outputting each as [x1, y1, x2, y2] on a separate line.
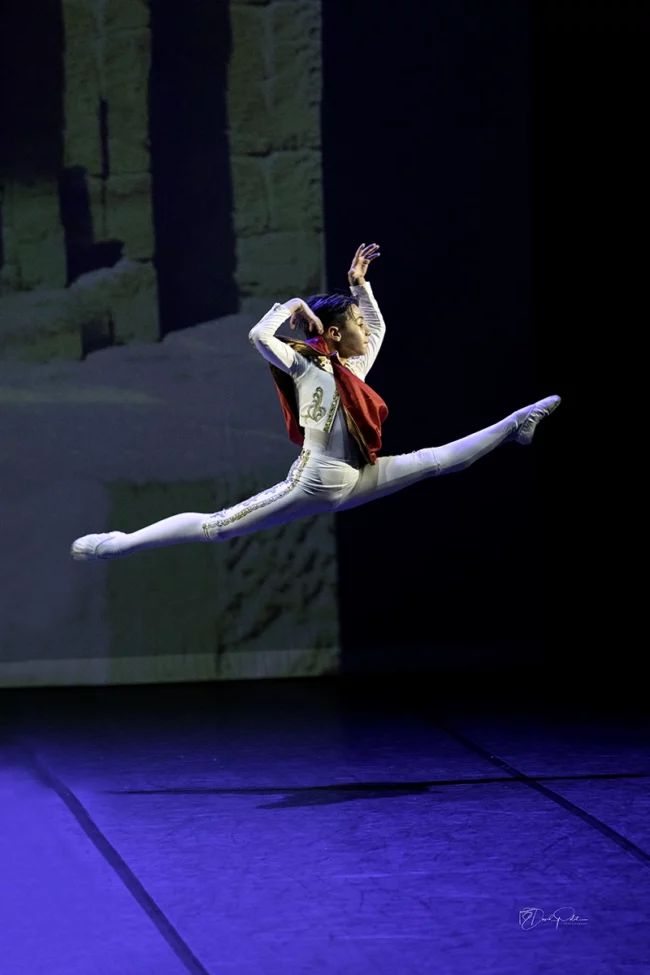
[303, 293, 370, 359]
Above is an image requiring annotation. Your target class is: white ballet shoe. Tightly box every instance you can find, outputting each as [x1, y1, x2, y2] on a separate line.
[515, 395, 561, 445]
[70, 532, 126, 561]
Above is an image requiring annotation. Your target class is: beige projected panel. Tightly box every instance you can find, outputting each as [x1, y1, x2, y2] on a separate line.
[0, 0, 337, 687]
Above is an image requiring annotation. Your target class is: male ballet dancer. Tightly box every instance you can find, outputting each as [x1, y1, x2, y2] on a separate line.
[71, 243, 560, 561]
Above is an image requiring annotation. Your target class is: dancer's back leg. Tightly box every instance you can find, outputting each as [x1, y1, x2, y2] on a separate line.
[71, 451, 329, 561]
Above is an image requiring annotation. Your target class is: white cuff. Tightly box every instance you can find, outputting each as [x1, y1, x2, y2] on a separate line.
[350, 282, 374, 296]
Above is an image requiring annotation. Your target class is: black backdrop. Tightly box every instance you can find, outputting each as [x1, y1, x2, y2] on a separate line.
[324, 0, 638, 685]
[323, 0, 546, 668]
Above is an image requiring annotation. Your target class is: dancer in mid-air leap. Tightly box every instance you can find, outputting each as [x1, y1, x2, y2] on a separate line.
[71, 242, 560, 561]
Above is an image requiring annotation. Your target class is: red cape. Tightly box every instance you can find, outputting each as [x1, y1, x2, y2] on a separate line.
[269, 337, 388, 465]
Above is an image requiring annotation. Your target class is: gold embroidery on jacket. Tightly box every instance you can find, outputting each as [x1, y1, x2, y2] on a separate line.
[301, 387, 327, 422]
[323, 392, 340, 434]
[314, 355, 334, 374]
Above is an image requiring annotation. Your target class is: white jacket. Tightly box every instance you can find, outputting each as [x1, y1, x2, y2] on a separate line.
[248, 283, 386, 438]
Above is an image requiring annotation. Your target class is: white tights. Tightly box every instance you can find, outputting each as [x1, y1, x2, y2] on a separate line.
[97, 408, 523, 558]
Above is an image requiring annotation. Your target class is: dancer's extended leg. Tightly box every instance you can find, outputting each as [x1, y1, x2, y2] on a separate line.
[71, 450, 332, 561]
[338, 396, 560, 511]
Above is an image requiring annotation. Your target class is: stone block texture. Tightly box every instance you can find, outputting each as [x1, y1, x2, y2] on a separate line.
[0, 258, 158, 361]
[1, 0, 324, 354]
[228, 0, 324, 303]
[61, 0, 102, 174]
[0, 180, 67, 293]
[0, 0, 333, 687]
[0, 0, 157, 359]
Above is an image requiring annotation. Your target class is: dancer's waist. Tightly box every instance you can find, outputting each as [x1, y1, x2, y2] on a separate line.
[303, 427, 361, 467]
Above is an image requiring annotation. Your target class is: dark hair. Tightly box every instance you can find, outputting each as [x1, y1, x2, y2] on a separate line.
[300, 292, 359, 338]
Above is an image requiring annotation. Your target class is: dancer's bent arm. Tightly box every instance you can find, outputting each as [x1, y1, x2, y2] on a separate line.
[248, 298, 323, 377]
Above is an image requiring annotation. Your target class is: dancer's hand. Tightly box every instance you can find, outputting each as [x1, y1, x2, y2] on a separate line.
[285, 297, 324, 336]
[348, 242, 380, 286]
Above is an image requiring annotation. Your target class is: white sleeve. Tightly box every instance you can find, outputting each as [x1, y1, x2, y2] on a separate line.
[248, 303, 308, 378]
[349, 282, 386, 378]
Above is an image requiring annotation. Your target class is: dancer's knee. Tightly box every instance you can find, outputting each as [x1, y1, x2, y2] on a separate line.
[412, 447, 443, 477]
[202, 513, 228, 542]
[432, 446, 473, 474]
[202, 514, 248, 542]
[201, 494, 276, 541]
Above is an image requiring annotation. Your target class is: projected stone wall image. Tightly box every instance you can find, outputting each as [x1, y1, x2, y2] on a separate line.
[0, 0, 337, 687]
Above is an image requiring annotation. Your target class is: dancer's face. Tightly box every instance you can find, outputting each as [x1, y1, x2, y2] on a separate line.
[327, 306, 370, 361]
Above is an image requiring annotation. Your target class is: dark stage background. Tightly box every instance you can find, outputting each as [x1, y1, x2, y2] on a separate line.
[324, 0, 545, 667]
[328, 0, 632, 685]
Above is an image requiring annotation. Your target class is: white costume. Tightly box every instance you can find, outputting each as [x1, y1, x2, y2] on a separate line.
[248, 283, 386, 467]
[70, 283, 560, 561]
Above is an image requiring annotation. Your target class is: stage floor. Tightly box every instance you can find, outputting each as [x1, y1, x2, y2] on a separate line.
[1, 674, 649, 974]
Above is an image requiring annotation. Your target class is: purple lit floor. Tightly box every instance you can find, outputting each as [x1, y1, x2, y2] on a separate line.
[1, 675, 649, 974]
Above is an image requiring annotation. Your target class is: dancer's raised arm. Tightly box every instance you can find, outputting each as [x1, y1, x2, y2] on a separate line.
[346, 243, 386, 378]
